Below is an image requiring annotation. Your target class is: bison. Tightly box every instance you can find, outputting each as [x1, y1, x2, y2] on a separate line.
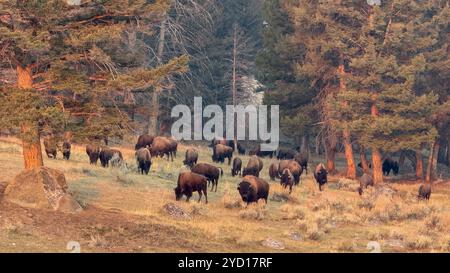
[191, 163, 223, 192]
[237, 175, 270, 205]
[382, 158, 399, 176]
[418, 184, 431, 201]
[250, 147, 274, 158]
[212, 144, 233, 165]
[135, 134, 155, 150]
[86, 144, 101, 165]
[278, 160, 302, 185]
[183, 148, 198, 168]
[237, 142, 246, 155]
[174, 172, 208, 203]
[43, 137, 57, 159]
[149, 137, 173, 161]
[231, 157, 242, 177]
[280, 169, 294, 194]
[294, 153, 308, 174]
[135, 147, 152, 175]
[358, 173, 374, 195]
[62, 141, 71, 160]
[269, 162, 279, 181]
[167, 138, 178, 158]
[99, 147, 123, 167]
[242, 156, 263, 177]
[313, 163, 328, 191]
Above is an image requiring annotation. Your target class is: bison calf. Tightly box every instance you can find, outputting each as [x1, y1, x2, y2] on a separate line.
[237, 176, 270, 205]
[174, 172, 208, 204]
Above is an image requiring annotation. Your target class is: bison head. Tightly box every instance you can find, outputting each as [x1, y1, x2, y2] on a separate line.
[174, 187, 183, 201]
[237, 181, 255, 203]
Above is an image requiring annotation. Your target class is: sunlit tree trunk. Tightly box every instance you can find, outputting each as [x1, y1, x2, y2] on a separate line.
[416, 151, 424, 180]
[324, 134, 337, 174]
[371, 103, 383, 184]
[359, 145, 370, 174]
[17, 65, 44, 169]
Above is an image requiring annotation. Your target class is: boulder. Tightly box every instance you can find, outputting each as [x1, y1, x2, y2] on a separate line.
[4, 167, 82, 213]
[162, 203, 191, 220]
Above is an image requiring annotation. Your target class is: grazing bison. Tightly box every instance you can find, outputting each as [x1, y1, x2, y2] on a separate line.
[135, 134, 155, 150]
[43, 137, 57, 159]
[418, 184, 431, 201]
[86, 144, 101, 165]
[191, 163, 223, 192]
[62, 141, 71, 160]
[237, 175, 270, 205]
[135, 147, 152, 175]
[183, 148, 198, 168]
[277, 148, 296, 160]
[167, 138, 178, 158]
[242, 156, 263, 177]
[99, 148, 123, 167]
[149, 137, 173, 161]
[231, 157, 242, 177]
[269, 162, 279, 181]
[174, 172, 208, 204]
[313, 163, 328, 191]
[294, 153, 308, 174]
[280, 169, 294, 194]
[212, 144, 233, 165]
[237, 142, 246, 155]
[382, 158, 399, 176]
[278, 160, 302, 185]
[358, 173, 374, 195]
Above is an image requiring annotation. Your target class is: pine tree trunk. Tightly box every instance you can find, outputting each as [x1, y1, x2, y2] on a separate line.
[300, 135, 309, 155]
[17, 65, 44, 169]
[416, 151, 424, 180]
[426, 141, 439, 183]
[359, 145, 370, 174]
[370, 102, 383, 184]
[338, 64, 356, 179]
[315, 134, 321, 155]
[324, 135, 336, 174]
[372, 148, 383, 184]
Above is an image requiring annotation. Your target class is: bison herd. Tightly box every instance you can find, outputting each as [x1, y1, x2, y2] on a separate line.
[41, 134, 432, 205]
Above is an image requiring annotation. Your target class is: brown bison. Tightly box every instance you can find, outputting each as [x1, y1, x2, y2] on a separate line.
[358, 173, 374, 195]
[183, 148, 198, 168]
[269, 162, 279, 181]
[212, 144, 233, 165]
[242, 156, 263, 177]
[167, 137, 178, 158]
[280, 169, 294, 194]
[135, 147, 152, 175]
[149, 137, 173, 161]
[135, 134, 154, 150]
[237, 175, 270, 205]
[99, 147, 123, 167]
[278, 160, 302, 185]
[382, 158, 399, 176]
[191, 163, 223, 192]
[313, 163, 328, 191]
[86, 144, 101, 165]
[43, 137, 57, 159]
[418, 184, 431, 201]
[294, 153, 308, 174]
[231, 157, 242, 177]
[174, 172, 208, 203]
[62, 141, 71, 160]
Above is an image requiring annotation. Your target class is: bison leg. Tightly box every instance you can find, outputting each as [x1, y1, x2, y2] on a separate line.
[197, 191, 202, 203]
[215, 180, 218, 192]
[203, 188, 208, 204]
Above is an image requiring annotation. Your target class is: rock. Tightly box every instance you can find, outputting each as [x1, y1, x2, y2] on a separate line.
[4, 167, 82, 213]
[261, 237, 285, 250]
[162, 203, 191, 220]
[0, 181, 8, 195]
[288, 232, 303, 241]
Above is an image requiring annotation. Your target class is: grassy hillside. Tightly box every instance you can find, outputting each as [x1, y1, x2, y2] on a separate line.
[0, 137, 449, 253]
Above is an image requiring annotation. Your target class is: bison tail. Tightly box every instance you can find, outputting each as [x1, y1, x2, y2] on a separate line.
[219, 167, 223, 176]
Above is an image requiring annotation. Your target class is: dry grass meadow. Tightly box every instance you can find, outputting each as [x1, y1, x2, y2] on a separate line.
[0, 137, 450, 253]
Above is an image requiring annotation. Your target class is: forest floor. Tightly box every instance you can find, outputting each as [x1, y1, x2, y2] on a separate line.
[0, 137, 450, 253]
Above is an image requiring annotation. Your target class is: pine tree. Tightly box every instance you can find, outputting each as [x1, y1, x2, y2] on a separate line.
[0, 0, 188, 169]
